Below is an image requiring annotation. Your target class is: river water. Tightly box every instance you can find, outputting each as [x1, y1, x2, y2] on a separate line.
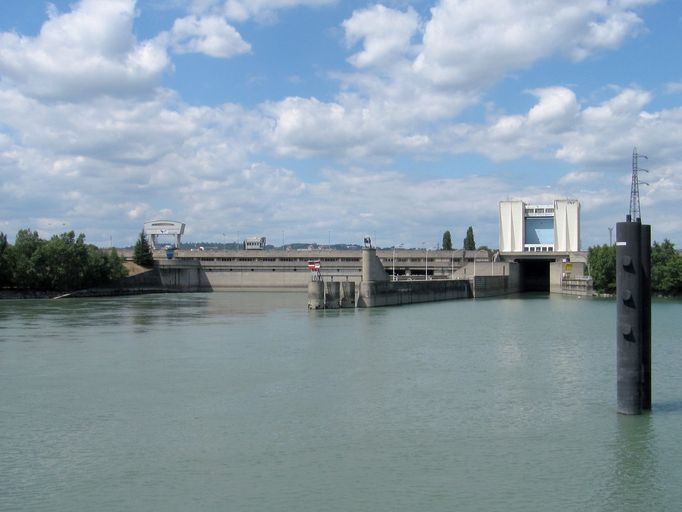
[1, 292, 681, 511]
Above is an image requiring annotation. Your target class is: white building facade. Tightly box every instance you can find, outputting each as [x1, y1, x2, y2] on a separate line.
[143, 220, 185, 249]
[499, 199, 580, 253]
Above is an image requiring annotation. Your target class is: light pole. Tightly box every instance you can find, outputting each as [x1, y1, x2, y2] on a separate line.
[392, 243, 403, 281]
[425, 247, 429, 281]
[393, 246, 396, 281]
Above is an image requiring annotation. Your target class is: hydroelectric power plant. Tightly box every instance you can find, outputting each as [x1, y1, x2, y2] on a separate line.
[114, 198, 592, 307]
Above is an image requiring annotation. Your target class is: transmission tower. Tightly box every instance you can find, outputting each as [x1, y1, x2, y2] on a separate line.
[628, 147, 648, 222]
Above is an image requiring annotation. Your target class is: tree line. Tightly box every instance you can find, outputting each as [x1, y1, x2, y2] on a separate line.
[441, 226, 477, 251]
[588, 239, 682, 296]
[0, 229, 128, 291]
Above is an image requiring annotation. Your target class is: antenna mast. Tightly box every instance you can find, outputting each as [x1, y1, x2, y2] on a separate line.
[628, 147, 648, 222]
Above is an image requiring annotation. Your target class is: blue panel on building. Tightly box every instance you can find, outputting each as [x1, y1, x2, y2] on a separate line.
[525, 217, 554, 245]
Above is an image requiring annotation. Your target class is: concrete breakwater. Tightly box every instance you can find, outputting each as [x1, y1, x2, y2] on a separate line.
[308, 247, 520, 309]
[357, 279, 471, 307]
[307, 280, 356, 309]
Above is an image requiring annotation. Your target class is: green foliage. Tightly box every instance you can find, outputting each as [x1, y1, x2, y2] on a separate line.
[133, 231, 154, 267]
[0, 232, 15, 287]
[651, 239, 682, 295]
[442, 230, 452, 251]
[588, 244, 616, 294]
[588, 239, 682, 296]
[13, 229, 44, 289]
[0, 229, 128, 291]
[463, 226, 476, 251]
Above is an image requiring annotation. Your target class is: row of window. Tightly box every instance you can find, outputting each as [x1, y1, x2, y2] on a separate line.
[525, 207, 555, 214]
[524, 245, 554, 252]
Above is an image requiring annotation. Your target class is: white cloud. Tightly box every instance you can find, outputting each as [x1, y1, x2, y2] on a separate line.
[439, 87, 581, 161]
[2, 0, 680, 248]
[169, 15, 251, 58]
[414, 0, 648, 89]
[343, 5, 420, 69]
[189, 0, 335, 22]
[0, 0, 170, 100]
[664, 81, 682, 94]
[571, 11, 645, 60]
[559, 171, 605, 185]
[435, 87, 682, 169]
[260, 0, 653, 161]
[556, 88, 655, 164]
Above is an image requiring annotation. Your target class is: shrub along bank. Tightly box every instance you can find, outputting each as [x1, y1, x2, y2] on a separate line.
[588, 239, 682, 296]
[0, 229, 127, 292]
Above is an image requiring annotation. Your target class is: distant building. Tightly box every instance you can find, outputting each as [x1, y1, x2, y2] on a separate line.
[499, 199, 580, 253]
[244, 236, 266, 250]
[143, 220, 185, 250]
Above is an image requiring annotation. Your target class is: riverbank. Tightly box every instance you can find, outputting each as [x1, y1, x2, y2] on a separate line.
[0, 287, 177, 300]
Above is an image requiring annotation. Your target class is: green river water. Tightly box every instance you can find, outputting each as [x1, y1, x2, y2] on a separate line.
[1, 292, 681, 511]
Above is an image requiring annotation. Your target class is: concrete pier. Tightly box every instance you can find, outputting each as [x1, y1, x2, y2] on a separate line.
[358, 279, 470, 307]
[324, 281, 340, 309]
[307, 281, 324, 310]
[358, 246, 472, 307]
[340, 281, 355, 308]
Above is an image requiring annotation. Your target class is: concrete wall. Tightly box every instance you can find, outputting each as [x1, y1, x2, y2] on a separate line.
[156, 260, 327, 290]
[452, 262, 521, 297]
[471, 276, 512, 298]
[116, 268, 163, 289]
[550, 259, 593, 295]
[499, 200, 525, 252]
[201, 269, 319, 290]
[453, 261, 510, 278]
[362, 247, 388, 282]
[357, 279, 470, 308]
[157, 260, 203, 291]
[554, 199, 580, 252]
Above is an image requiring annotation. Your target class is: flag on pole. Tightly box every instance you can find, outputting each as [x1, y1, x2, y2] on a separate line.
[307, 260, 320, 271]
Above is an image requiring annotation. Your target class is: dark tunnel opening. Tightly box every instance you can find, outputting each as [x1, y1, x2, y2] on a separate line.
[518, 259, 551, 293]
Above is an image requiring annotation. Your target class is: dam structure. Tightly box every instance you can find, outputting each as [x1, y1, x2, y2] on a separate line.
[117, 197, 593, 302]
[117, 242, 588, 302]
[118, 247, 492, 292]
[310, 244, 521, 309]
[498, 199, 592, 295]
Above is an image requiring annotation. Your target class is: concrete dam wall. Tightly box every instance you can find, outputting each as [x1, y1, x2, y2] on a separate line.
[353, 247, 520, 308]
[357, 279, 471, 307]
[125, 248, 520, 308]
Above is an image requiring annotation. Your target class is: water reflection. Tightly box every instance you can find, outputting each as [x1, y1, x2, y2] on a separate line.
[0, 292, 308, 338]
[602, 414, 661, 511]
[652, 401, 682, 413]
[123, 292, 308, 332]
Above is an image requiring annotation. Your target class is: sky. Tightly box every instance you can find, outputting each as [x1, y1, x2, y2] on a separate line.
[0, 0, 681, 249]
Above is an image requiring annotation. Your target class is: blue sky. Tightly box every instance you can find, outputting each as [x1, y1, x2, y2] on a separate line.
[0, 0, 681, 249]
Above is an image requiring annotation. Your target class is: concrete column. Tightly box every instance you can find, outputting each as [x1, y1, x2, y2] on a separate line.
[307, 280, 324, 310]
[325, 281, 340, 309]
[361, 247, 388, 282]
[340, 281, 355, 308]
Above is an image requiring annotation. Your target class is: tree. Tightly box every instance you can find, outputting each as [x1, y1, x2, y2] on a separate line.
[12, 228, 44, 288]
[0, 232, 15, 287]
[651, 239, 682, 295]
[0, 228, 128, 291]
[133, 231, 154, 267]
[463, 226, 476, 251]
[442, 230, 452, 251]
[587, 244, 616, 294]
